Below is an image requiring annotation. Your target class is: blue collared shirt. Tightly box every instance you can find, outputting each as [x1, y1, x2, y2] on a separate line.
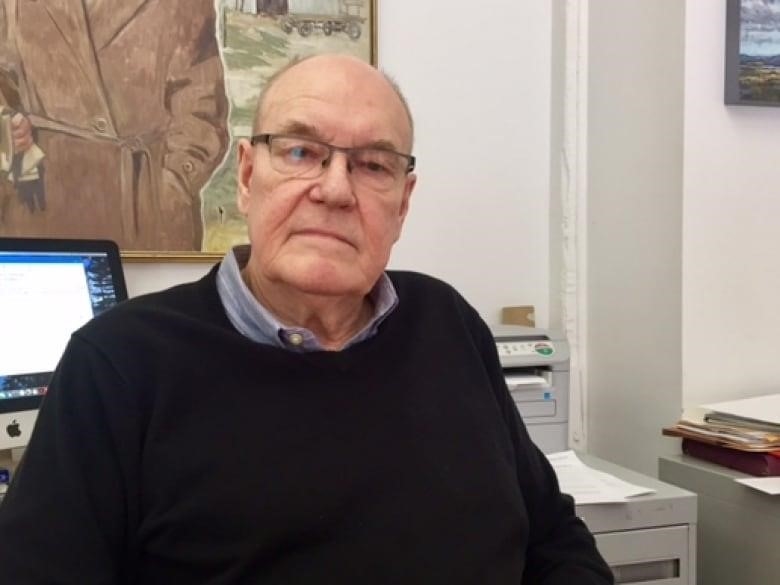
[216, 245, 399, 351]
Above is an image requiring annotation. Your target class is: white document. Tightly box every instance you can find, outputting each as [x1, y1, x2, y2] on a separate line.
[546, 450, 655, 505]
[504, 374, 548, 388]
[735, 476, 780, 495]
[701, 393, 780, 426]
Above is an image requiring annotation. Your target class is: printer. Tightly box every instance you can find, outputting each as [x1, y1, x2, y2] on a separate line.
[490, 325, 569, 454]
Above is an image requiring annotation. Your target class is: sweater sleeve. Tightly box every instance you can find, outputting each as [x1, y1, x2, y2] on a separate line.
[470, 316, 614, 585]
[0, 333, 142, 584]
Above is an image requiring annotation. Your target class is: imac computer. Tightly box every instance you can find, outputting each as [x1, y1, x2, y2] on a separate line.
[0, 238, 127, 456]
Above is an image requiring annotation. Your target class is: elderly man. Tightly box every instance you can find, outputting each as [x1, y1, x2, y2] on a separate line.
[0, 55, 613, 584]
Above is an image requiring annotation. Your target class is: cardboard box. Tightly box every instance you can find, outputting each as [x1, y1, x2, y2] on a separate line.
[501, 305, 535, 327]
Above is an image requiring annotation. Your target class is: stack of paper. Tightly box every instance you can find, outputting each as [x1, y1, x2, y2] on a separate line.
[702, 394, 780, 431]
[546, 451, 655, 504]
[664, 393, 780, 485]
[663, 420, 780, 451]
[663, 393, 780, 452]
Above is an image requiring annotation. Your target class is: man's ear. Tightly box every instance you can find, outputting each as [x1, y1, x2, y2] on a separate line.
[393, 173, 416, 242]
[399, 173, 417, 220]
[236, 138, 254, 214]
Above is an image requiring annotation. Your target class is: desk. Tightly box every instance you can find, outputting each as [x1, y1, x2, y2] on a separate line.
[659, 454, 780, 585]
[577, 455, 697, 585]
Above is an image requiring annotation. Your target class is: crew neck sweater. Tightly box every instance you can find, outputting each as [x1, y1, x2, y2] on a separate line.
[0, 268, 612, 585]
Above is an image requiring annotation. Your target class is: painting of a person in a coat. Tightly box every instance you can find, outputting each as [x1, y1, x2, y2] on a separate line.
[0, 0, 230, 252]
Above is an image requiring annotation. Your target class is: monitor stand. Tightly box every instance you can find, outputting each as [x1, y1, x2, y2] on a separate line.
[0, 447, 24, 472]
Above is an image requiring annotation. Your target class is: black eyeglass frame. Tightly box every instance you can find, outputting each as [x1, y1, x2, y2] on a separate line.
[250, 133, 416, 174]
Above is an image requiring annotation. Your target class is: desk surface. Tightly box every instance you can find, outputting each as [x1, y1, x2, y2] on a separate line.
[660, 453, 780, 511]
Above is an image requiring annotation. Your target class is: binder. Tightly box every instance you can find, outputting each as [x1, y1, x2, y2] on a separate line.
[681, 438, 780, 477]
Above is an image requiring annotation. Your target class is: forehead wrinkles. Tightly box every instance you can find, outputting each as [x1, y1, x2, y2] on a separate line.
[263, 93, 411, 151]
[259, 70, 412, 149]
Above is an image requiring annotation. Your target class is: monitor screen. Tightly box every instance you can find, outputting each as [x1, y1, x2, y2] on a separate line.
[0, 238, 127, 451]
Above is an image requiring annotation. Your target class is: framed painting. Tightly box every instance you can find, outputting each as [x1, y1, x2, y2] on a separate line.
[0, 0, 377, 262]
[725, 0, 780, 106]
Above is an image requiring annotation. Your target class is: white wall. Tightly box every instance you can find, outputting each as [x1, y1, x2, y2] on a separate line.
[683, 1, 780, 407]
[380, 1, 553, 326]
[585, 0, 780, 475]
[122, 262, 214, 298]
[585, 0, 685, 476]
[125, 1, 555, 327]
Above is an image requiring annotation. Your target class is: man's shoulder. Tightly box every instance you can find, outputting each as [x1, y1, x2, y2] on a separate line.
[386, 270, 460, 298]
[385, 270, 480, 324]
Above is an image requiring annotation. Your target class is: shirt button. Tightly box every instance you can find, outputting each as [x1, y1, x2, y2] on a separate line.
[288, 332, 304, 346]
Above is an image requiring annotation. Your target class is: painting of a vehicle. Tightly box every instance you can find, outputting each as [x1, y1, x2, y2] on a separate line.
[280, 0, 366, 40]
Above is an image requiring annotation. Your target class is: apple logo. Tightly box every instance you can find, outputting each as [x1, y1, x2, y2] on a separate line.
[6, 419, 21, 438]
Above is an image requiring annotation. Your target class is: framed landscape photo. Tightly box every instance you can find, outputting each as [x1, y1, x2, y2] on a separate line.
[0, 0, 377, 261]
[725, 0, 780, 106]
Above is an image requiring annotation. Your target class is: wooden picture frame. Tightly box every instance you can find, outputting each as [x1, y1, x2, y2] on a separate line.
[725, 0, 780, 107]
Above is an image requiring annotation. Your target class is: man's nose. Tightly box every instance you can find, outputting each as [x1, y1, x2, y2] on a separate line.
[312, 153, 356, 207]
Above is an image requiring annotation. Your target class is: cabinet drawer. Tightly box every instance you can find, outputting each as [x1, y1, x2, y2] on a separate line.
[594, 524, 692, 585]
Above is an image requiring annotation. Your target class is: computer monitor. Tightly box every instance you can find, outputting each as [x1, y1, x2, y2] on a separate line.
[0, 238, 127, 453]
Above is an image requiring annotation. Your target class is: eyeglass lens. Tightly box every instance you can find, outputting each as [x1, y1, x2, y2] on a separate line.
[268, 136, 407, 190]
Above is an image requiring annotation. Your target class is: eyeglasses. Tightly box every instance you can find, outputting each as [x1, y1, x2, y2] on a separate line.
[250, 133, 416, 192]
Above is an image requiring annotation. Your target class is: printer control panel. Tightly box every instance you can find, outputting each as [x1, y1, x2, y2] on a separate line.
[496, 340, 556, 359]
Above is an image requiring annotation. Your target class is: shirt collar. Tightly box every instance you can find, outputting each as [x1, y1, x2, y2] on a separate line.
[216, 245, 398, 351]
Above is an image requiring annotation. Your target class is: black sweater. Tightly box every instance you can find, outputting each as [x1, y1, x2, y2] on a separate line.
[0, 268, 612, 584]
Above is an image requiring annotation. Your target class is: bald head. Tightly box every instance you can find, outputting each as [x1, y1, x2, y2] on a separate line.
[252, 54, 414, 150]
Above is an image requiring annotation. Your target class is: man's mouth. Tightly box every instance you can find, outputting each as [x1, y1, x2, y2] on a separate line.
[294, 229, 354, 248]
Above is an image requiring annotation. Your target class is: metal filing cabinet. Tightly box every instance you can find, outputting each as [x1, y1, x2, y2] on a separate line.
[580, 455, 697, 585]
